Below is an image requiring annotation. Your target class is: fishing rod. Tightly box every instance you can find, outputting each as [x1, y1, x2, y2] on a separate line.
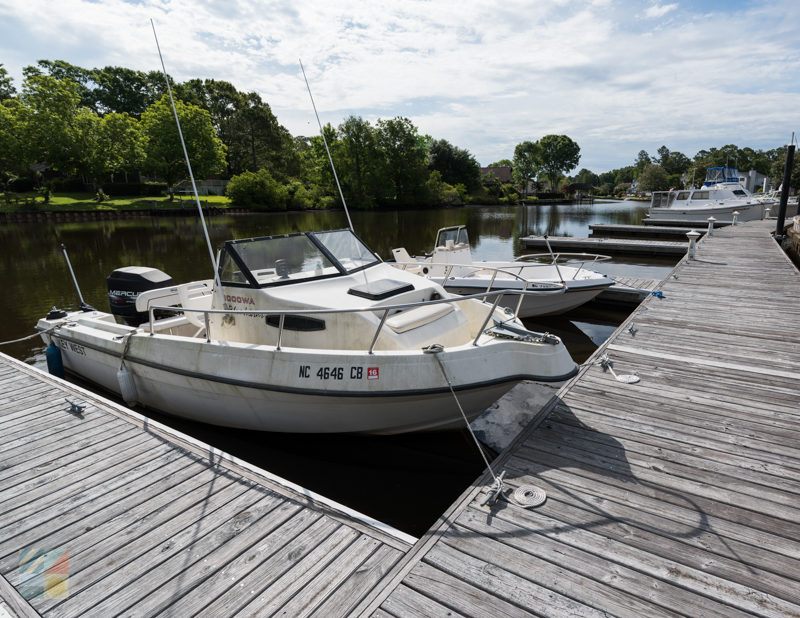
[150, 20, 228, 313]
[299, 59, 354, 233]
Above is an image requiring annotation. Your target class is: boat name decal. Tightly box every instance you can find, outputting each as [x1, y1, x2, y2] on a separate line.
[225, 294, 255, 305]
[59, 339, 86, 356]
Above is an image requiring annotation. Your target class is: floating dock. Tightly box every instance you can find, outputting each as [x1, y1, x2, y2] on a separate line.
[643, 218, 733, 228]
[596, 276, 660, 304]
[0, 354, 412, 617]
[357, 220, 800, 617]
[589, 223, 704, 238]
[522, 235, 688, 255]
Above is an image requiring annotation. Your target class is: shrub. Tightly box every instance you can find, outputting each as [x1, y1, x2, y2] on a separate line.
[285, 181, 315, 210]
[8, 176, 35, 192]
[226, 170, 288, 210]
[47, 177, 88, 192]
[101, 182, 168, 197]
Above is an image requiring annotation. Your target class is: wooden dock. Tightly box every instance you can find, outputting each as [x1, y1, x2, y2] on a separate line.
[589, 223, 704, 238]
[596, 276, 660, 304]
[355, 219, 800, 617]
[522, 235, 688, 255]
[0, 353, 413, 617]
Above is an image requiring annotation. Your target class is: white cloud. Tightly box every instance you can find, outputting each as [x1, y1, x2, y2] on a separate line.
[0, 0, 799, 171]
[644, 3, 678, 18]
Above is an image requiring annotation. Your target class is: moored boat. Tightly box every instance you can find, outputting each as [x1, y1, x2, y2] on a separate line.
[648, 166, 780, 222]
[38, 228, 578, 434]
[391, 226, 614, 317]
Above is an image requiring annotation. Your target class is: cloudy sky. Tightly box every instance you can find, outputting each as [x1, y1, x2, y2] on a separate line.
[1, 0, 798, 172]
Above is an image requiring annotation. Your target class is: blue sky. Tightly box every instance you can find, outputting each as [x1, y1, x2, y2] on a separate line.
[1, 0, 798, 173]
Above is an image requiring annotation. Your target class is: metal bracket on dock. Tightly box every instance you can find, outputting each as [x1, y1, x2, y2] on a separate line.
[65, 398, 86, 415]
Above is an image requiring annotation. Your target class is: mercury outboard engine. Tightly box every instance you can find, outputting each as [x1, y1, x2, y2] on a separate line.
[107, 266, 173, 326]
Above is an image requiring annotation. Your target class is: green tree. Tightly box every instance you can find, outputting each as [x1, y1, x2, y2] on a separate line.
[656, 146, 669, 167]
[89, 66, 160, 118]
[512, 141, 541, 198]
[18, 74, 83, 172]
[428, 139, 481, 190]
[489, 159, 513, 167]
[637, 163, 670, 192]
[635, 150, 651, 172]
[0, 64, 16, 100]
[538, 135, 581, 194]
[338, 116, 385, 209]
[770, 148, 800, 191]
[0, 101, 26, 187]
[375, 117, 429, 206]
[140, 95, 227, 198]
[73, 110, 146, 193]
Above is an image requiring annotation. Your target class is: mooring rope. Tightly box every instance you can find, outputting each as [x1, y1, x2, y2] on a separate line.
[422, 343, 500, 485]
[0, 324, 61, 346]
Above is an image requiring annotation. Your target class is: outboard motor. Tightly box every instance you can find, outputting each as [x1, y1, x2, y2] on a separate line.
[107, 266, 173, 326]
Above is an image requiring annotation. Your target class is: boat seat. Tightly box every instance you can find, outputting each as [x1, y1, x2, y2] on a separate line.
[177, 281, 214, 328]
[391, 248, 421, 273]
[385, 303, 454, 334]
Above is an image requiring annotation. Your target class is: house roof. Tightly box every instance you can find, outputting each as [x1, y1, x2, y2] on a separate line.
[480, 166, 512, 183]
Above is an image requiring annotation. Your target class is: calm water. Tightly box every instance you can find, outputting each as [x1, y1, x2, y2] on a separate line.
[0, 201, 675, 536]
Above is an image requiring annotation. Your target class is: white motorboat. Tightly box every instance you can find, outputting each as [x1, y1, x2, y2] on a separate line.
[648, 166, 782, 222]
[38, 228, 578, 434]
[390, 226, 615, 318]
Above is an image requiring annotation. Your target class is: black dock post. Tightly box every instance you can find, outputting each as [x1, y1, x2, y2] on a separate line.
[776, 144, 795, 237]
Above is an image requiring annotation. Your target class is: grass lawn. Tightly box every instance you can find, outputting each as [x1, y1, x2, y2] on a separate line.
[1, 192, 234, 214]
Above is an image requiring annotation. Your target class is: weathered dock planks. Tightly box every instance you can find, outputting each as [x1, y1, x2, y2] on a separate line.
[0, 353, 412, 618]
[596, 276, 660, 304]
[360, 219, 800, 617]
[522, 235, 689, 255]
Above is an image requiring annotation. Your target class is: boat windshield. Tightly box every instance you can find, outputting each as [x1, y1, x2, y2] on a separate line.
[219, 229, 380, 287]
[436, 227, 469, 248]
[312, 230, 379, 273]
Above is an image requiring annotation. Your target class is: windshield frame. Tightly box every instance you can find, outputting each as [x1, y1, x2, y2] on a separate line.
[218, 229, 381, 289]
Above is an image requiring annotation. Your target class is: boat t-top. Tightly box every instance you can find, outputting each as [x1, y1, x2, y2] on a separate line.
[390, 226, 614, 318]
[38, 228, 578, 434]
[649, 166, 778, 222]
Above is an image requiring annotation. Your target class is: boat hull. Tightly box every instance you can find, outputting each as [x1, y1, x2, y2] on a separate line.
[43, 320, 577, 434]
[437, 279, 613, 317]
[648, 202, 765, 222]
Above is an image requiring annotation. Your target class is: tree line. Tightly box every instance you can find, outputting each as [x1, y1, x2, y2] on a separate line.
[571, 143, 797, 195]
[1, 60, 594, 209]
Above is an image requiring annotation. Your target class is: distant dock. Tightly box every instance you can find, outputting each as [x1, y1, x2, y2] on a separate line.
[522, 235, 688, 255]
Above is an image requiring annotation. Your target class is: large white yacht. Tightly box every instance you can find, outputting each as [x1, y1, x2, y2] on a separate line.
[649, 166, 780, 222]
[38, 229, 578, 434]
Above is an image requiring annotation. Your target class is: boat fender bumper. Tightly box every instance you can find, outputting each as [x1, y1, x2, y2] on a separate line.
[117, 363, 138, 406]
[45, 342, 64, 379]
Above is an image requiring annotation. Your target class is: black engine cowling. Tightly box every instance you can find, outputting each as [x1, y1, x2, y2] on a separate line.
[107, 267, 173, 325]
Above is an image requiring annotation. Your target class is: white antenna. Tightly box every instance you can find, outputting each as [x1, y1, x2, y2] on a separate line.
[151, 20, 227, 312]
[299, 60, 354, 233]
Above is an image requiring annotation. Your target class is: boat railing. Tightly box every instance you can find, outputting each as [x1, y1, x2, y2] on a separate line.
[390, 260, 567, 313]
[511, 252, 611, 278]
[146, 286, 565, 353]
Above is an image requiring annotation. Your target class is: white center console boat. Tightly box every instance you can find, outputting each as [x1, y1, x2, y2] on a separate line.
[38, 228, 578, 434]
[391, 226, 614, 318]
